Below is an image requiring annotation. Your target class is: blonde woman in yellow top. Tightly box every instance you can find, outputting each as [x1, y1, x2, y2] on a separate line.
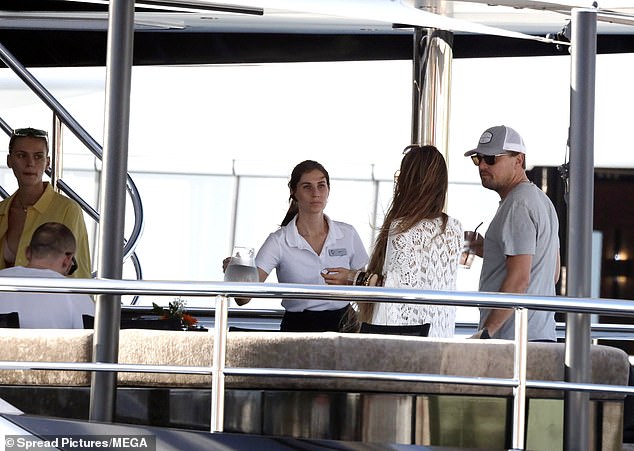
[0, 127, 91, 278]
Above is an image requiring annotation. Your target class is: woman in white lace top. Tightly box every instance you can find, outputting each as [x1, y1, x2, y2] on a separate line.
[361, 145, 463, 337]
[320, 146, 463, 336]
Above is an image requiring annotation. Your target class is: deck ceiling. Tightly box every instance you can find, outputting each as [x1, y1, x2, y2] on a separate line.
[1, 1, 634, 66]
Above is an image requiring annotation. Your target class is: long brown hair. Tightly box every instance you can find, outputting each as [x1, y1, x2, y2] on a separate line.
[280, 160, 330, 226]
[359, 145, 448, 321]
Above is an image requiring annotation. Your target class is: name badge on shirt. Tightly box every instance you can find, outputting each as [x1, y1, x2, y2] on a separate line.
[329, 248, 347, 257]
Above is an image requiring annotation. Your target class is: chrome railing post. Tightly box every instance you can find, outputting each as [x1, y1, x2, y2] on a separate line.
[511, 307, 528, 450]
[51, 114, 64, 191]
[565, 8, 596, 451]
[89, 0, 135, 423]
[211, 295, 229, 432]
[228, 162, 239, 255]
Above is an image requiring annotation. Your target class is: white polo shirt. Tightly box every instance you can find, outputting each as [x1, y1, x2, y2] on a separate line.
[256, 215, 369, 312]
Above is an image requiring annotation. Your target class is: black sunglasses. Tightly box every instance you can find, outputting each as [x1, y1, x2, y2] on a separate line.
[68, 256, 78, 276]
[470, 152, 512, 166]
[12, 128, 48, 139]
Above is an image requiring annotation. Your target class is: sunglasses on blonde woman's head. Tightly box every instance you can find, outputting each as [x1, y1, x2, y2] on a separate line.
[11, 128, 48, 140]
[470, 152, 513, 166]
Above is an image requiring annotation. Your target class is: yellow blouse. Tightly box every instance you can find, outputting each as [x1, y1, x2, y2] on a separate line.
[0, 183, 92, 278]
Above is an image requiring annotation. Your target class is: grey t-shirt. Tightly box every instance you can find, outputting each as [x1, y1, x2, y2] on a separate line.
[479, 182, 559, 341]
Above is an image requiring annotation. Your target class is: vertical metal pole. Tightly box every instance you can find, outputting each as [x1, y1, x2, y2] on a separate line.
[410, 27, 453, 155]
[512, 308, 528, 450]
[228, 161, 239, 255]
[89, 0, 135, 422]
[50, 115, 63, 191]
[370, 164, 380, 244]
[211, 295, 229, 432]
[411, 27, 424, 145]
[564, 8, 596, 451]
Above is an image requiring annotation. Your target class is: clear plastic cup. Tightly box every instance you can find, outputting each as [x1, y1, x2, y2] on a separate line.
[459, 231, 477, 269]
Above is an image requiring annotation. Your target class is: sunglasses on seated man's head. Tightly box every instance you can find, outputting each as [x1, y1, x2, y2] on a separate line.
[68, 256, 78, 276]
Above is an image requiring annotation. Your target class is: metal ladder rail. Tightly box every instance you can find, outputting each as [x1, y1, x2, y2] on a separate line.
[0, 44, 144, 263]
[0, 44, 145, 284]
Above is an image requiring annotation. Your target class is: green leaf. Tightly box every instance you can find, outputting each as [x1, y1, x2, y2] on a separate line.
[151, 302, 165, 315]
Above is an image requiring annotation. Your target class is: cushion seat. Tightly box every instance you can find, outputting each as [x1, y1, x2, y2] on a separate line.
[116, 330, 630, 399]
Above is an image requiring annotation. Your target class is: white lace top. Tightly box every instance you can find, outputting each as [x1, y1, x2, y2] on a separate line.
[371, 216, 463, 337]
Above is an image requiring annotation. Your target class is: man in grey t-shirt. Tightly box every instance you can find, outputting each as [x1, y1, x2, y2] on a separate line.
[465, 125, 560, 341]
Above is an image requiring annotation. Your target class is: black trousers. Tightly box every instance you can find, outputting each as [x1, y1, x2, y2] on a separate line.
[280, 305, 352, 332]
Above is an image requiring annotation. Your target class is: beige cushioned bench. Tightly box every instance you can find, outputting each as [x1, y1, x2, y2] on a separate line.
[0, 329, 627, 399]
[0, 329, 93, 386]
[115, 330, 629, 399]
[0, 329, 626, 448]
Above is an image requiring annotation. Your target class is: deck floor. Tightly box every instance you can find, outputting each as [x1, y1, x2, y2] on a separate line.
[2, 413, 498, 451]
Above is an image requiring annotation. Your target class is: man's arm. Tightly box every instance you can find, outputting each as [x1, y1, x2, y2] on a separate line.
[481, 254, 532, 336]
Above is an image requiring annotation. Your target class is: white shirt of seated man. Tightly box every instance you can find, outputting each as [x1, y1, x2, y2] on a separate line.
[0, 225, 94, 329]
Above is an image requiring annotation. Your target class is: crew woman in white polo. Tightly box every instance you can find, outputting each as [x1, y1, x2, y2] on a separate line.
[251, 160, 369, 332]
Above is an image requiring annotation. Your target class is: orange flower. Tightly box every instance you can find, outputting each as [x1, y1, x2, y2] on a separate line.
[181, 313, 198, 326]
[152, 300, 199, 328]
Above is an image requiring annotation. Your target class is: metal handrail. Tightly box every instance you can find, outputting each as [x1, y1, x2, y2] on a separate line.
[0, 277, 631, 448]
[0, 41, 145, 269]
[0, 276, 632, 315]
[1, 361, 632, 396]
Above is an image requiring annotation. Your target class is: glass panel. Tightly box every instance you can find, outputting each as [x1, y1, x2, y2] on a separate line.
[128, 172, 233, 286]
[325, 179, 376, 252]
[234, 176, 288, 256]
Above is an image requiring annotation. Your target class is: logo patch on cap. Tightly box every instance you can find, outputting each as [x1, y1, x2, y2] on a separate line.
[479, 131, 493, 144]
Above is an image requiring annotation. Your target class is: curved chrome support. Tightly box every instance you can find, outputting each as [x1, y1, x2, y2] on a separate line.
[0, 42, 145, 275]
[128, 254, 144, 305]
[0, 118, 12, 198]
[123, 175, 145, 261]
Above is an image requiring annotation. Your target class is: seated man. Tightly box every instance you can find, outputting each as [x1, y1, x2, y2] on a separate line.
[0, 222, 94, 328]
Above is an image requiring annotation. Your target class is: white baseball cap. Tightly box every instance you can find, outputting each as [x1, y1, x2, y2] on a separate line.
[464, 125, 527, 157]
